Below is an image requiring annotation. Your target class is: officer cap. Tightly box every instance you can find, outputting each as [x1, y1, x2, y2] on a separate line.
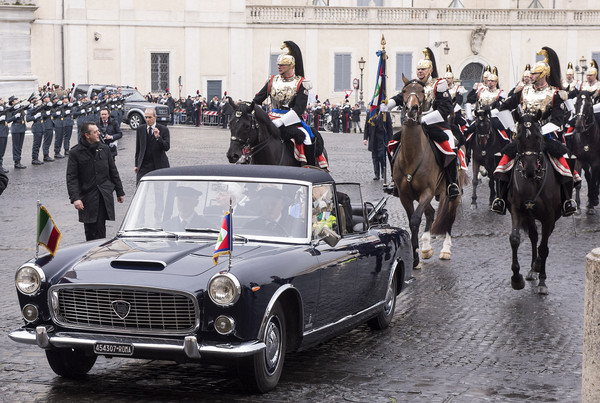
[8, 96, 17, 104]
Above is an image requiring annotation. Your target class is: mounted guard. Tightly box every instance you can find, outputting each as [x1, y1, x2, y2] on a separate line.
[252, 41, 327, 169]
[492, 46, 578, 217]
[381, 48, 461, 199]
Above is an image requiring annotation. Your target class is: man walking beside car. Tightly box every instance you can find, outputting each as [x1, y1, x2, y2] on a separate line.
[66, 122, 125, 241]
[134, 108, 170, 184]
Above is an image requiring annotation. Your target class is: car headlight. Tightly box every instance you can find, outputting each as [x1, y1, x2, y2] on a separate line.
[15, 264, 45, 295]
[208, 272, 241, 306]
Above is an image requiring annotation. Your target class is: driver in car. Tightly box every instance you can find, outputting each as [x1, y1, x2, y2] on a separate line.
[163, 186, 210, 231]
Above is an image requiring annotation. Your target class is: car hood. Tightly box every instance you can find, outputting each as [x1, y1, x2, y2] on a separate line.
[55, 237, 270, 285]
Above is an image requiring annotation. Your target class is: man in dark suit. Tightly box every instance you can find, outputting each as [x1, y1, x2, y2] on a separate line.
[98, 107, 122, 159]
[363, 112, 392, 181]
[135, 108, 170, 184]
[66, 122, 125, 241]
[246, 186, 301, 237]
[162, 186, 212, 232]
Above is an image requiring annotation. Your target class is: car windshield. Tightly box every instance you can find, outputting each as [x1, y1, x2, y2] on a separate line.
[124, 90, 145, 102]
[121, 179, 310, 241]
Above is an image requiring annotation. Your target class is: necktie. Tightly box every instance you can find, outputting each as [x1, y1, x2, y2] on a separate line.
[148, 126, 153, 137]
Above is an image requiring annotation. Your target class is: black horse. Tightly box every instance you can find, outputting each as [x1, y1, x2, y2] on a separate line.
[506, 111, 564, 295]
[469, 104, 507, 209]
[226, 100, 327, 167]
[572, 92, 600, 214]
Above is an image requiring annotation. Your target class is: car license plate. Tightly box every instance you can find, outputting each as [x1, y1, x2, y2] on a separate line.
[94, 342, 134, 356]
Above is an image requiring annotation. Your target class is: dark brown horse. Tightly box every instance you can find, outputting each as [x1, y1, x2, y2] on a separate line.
[226, 101, 300, 166]
[507, 111, 563, 295]
[469, 104, 507, 209]
[392, 79, 465, 269]
[572, 92, 600, 214]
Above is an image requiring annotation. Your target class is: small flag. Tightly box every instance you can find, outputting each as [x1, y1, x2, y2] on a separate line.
[38, 205, 62, 256]
[367, 49, 388, 127]
[213, 212, 232, 265]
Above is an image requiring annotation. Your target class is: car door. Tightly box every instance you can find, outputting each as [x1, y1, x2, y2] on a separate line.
[335, 183, 389, 312]
[310, 184, 358, 329]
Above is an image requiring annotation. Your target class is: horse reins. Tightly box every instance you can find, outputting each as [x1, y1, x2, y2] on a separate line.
[514, 150, 548, 210]
[231, 108, 285, 164]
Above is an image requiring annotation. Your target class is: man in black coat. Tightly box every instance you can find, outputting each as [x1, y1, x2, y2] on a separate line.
[97, 107, 122, 159]
[166, 92, 176, 124]
[363, 112, 392, 181]
[66, 122, 125, 241]
[135, 108, 170, 184]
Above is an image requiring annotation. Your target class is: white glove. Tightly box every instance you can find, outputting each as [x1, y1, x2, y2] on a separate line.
[436, 79, 449, 93]
[0, 115, 5, 122]
[34, 112, 42, 119]
[380, 99, 397, 112]
[273, 118, 283, 128]
[45, 110, 51, 115]
[14, 113, 21, 118]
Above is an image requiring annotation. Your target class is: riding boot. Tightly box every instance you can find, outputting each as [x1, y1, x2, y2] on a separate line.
[383, 145, 399, 196]
[444, 155, 460, 200]
[491, 179, 508, 215]
[561, 180, 577, 217]
[304, 143, 316, 167]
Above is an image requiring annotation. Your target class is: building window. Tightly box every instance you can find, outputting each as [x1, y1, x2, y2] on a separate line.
[591, 52, 600, 66]
[357, 0, 382, 5]
[459, 62, 484, 96]
[207, 80, 222, 102]
[396, 52, 412, 90]
[334, 53, 351, 92]
[151, 53, 169, 92]
[270, 53, 279, 76]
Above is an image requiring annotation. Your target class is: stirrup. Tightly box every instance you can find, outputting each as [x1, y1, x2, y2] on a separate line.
[562, 199, 577, 217]
[447, 183, 460, 200]
[491, 198, 506, 215]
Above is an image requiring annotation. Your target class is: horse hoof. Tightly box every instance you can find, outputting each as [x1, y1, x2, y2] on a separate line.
[587, 208, 595, 215]
[421, 248, 433, 260]
[511, 275, 525, 290]
[414, 261, 422, 270]
[537, 285, 549, 295]
[439, 251, 451, 260]
[470, 203, 477, 210]
[525, 270, 538, 281]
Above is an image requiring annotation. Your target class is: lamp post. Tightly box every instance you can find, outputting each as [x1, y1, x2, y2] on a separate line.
[434, 41, 450, 55]
[358, 56, 366, 112]
[578, 55, 588, 82]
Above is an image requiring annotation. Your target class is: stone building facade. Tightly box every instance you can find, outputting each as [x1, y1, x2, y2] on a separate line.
[1, 0, 599, 104]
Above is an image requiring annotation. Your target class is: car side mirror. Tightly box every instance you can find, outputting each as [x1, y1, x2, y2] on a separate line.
[318, 226, 341, 247]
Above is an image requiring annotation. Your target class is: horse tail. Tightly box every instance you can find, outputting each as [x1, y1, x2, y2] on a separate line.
[431, 194, 457, 235]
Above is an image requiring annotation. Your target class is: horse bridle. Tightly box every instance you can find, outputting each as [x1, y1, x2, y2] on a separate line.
[575, 95, 595, 134]
[403, 87, 425, 123]
[514, 120, 548, 209]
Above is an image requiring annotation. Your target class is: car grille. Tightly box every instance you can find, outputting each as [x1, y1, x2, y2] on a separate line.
[50, 286, 199, 335]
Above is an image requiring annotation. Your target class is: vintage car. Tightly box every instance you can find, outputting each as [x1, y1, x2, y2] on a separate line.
[9, 165, 413, 393]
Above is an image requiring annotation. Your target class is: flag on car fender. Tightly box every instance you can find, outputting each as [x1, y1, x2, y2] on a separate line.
[213, 211, 232, 265]
[38, 205, 62, 256]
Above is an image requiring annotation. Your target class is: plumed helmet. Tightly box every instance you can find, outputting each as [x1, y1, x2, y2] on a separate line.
[416, 48, 438, 78]
[523, 63, 531, 78]
[566, 62, 574, 76]
[444, 64, 454, 79]
[277, 41, 305, 77]
[488, 66, 498, 82]
[588, 59, 598, 79]
[532, 47, 561, 87]
[482, 65, 492, 80]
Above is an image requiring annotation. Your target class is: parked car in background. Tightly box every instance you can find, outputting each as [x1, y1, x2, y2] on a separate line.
[8, 165, 413, 393]
[72, 84, 170, 129]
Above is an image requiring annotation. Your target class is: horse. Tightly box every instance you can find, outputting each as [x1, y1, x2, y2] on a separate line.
[571, 92, 600, 214]
[469, 104, 507, 209]
[226, 100, 327, 167]
[506, 111, 564, 295]
[392, 78, 465, 269]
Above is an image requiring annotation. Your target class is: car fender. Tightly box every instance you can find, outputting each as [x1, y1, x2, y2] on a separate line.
[257, 284, 303, 345]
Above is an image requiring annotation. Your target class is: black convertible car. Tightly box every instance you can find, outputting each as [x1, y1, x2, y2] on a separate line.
[9, 164, 413, 393]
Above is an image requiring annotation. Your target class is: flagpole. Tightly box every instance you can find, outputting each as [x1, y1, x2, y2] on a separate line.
[228, 197, 233, 271]
[379, 35, 390, 188]
[36, 200, 40, 260]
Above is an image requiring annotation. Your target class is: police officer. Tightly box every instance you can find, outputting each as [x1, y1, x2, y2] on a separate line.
[52, 94, 67, 159]
[8, 95, 29, 169]
[41, 94, 55, 162]
[0, 97, 9, 173]
[61, 94, 75, 155]
[28, 94, 46, 165]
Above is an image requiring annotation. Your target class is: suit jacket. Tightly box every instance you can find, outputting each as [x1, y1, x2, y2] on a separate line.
[364, 112, 392, 152]
[135, 123, 170, 171]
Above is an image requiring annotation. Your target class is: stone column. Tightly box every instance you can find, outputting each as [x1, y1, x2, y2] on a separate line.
[0, 0, 39, 98]
[583, 248, 600, 403]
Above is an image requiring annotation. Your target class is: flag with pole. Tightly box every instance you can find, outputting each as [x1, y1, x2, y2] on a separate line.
[37, 203, 62, 256]
[366, 35, 388, 127]
[212, 210, 232, 266]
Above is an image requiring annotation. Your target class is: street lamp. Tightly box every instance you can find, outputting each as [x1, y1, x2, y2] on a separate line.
[434, 41, 450, 55]
[358, 56, 366, 112]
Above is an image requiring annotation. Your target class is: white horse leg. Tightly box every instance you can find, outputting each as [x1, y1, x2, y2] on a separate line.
[421, 231, 433, 259]
[439, 233, 452, 260]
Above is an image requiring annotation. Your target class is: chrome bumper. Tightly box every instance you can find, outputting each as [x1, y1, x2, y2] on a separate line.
[9, 326, 265, 360]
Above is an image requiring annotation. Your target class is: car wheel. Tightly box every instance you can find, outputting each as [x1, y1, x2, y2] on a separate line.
[45, 348, 97, 378]
[128, 112, 143, 130]
[238, 302, 286, 393]
[367, 271, 397, 331]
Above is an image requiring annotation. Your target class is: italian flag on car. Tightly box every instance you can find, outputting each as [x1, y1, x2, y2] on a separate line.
[38, 205, 61, 255]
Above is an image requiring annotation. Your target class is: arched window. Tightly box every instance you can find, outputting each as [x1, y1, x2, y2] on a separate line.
[459, 62, 484, 95]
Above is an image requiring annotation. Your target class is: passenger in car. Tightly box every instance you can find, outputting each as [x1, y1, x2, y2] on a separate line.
[163, 186, 211, 231]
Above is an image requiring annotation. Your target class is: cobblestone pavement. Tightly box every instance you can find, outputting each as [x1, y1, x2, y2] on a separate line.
[0, 125, 598, 402]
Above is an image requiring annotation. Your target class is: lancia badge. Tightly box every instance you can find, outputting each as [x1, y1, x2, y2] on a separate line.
[584, 145, 589, 152]
[111, 300, 131, 320]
